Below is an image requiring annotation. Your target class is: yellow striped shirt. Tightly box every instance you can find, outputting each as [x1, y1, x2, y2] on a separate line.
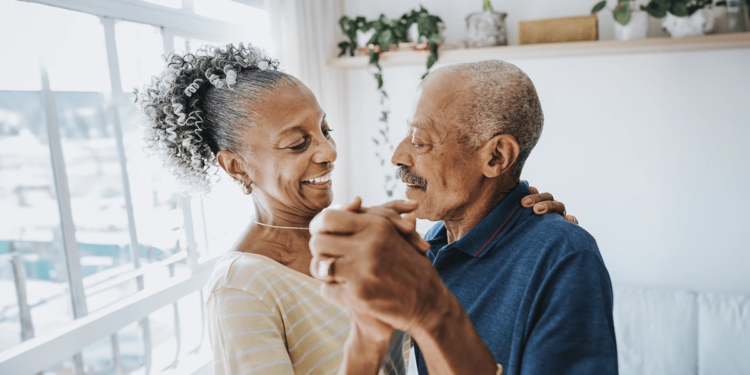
[207, 251, 411, 375]
[207, 251, 349, 374]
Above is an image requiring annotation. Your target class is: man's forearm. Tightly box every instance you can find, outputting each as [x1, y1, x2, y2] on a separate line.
[337, 329, 390, 375]
[411, 294, 498, 375]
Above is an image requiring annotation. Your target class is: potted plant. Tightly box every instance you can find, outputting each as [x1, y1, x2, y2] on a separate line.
[592, 0, 649, 40]
[641, 0, 717, 37]
[335, 7, 444, 197]
[466, 0, 509, 47]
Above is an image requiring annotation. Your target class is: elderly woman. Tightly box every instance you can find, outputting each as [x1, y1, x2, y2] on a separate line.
[135, 44, 570, 374]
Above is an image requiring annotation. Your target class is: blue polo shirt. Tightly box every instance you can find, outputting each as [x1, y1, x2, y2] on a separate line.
[415, 181, 618, 375]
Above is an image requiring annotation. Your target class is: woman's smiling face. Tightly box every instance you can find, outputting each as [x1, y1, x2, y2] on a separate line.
[219, 80, 337, 218]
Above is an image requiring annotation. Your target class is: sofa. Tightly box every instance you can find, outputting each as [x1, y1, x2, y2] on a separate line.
[613, 286, 750, 375]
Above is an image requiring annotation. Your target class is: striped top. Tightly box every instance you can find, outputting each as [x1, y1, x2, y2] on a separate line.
[206, 251, 411, 375]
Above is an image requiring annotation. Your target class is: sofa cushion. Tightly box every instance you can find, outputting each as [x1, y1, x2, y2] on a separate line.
[698, 293, 750, 375]
[613, 286, 698, 375]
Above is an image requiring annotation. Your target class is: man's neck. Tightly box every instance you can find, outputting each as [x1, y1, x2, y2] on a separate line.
[443, 178, 518, 244]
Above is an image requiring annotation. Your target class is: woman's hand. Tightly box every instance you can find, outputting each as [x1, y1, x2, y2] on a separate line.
[523, 186, 579, 224]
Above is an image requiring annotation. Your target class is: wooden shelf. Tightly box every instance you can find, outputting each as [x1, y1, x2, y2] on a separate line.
[327, 32, 750, 69]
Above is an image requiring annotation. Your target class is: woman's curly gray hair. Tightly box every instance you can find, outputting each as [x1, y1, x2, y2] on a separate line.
[135, 43, 297, 193]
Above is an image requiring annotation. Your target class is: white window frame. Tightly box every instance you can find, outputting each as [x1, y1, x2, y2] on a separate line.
[0, 0, 262, 373]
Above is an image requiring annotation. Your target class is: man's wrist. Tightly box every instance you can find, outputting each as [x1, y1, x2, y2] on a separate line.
[340, 333, 389, 375]
[409, 289, 499, 375]
[411, 287, 464, 344]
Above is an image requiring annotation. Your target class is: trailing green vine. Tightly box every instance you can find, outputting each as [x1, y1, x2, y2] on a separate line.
[337, 7, 444, 197]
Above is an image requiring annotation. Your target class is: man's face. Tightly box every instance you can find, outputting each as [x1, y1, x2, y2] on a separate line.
[391, 72, 485, 221]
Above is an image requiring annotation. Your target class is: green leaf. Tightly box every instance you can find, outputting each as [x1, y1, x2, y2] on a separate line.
[426, 52, 437, 70]
[671, 1, 689, 16]
[421, 71, 429, 79]
[369, 49, 382, 70]
[642, 0, 669, 17]
[427, 34, 444, 44]
[613, 5, 632, 25]
[592, 1, 607, 13]
[375, 73, 383, 89]
[378, 29, 394, 51]
[337, 41, 348, 57]
[483, 0, 494, 11]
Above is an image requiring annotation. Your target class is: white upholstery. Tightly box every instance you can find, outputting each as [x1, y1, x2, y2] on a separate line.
[698, 293, 750, 375]
[613, 286, 698, 375]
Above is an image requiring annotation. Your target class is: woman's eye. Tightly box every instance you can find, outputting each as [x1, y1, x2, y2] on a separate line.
[289, 139, 310, 151]
[323, 128, 334, 138]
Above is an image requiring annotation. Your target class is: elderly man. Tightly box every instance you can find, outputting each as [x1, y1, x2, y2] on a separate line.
[309, 60, 618, 374]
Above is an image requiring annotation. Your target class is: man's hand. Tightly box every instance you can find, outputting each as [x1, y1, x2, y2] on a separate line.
[309, 204, 448, 332]
[524, 186, 579, 224]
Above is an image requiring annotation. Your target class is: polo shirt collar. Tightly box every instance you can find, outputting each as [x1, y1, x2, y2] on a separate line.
[426, 181, 530, 258]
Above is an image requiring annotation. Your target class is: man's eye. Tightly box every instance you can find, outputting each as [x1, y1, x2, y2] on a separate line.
[289, 139, 310, 151]
[323, 128, 334, 139]
[412, 143, 424, 149]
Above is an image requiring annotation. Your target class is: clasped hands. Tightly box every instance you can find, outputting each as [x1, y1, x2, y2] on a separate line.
[308, 188, 572, 355]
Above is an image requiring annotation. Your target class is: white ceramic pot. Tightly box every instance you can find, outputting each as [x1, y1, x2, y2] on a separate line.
[356, 28, 375, 48]
[614, 11, 648, 40]
[662, 9, 714, 38]
[465, 9, 508, 48]
[408, 23, 420, 43]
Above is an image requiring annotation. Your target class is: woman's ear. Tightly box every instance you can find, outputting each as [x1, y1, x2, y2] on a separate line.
[482, 134, 520, 178]
[217, 150, 254, 193]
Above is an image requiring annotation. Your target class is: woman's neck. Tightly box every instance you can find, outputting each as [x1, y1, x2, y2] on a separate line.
[237, 200, 319, 276]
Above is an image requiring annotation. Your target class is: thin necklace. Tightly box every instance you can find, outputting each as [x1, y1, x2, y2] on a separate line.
[250, 216, 309, 230]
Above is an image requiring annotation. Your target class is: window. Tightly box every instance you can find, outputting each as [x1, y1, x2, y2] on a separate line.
[0, 0, 269, 373]
[0, 0, 74, 354]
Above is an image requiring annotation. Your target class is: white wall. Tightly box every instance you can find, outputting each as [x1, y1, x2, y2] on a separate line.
[340, 2, 750, 294]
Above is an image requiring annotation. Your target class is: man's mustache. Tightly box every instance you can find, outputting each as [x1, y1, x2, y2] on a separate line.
[397, 166, 427, 190]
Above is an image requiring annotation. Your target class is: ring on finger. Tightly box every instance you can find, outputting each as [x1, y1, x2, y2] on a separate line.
[317, 258, 335, 282]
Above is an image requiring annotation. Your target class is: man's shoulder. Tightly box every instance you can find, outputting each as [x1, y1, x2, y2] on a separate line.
[517, 210, 601, 260]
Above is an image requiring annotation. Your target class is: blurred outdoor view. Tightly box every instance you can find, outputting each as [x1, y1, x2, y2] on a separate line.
[0, 0, 267, 373]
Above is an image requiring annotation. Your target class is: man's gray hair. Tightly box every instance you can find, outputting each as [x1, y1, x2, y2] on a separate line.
[429, 60, 544, 177]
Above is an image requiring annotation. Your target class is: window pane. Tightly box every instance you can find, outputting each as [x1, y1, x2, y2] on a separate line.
[0, 0, 41, 91]
[0, 0, 73, 354]
[35, 6, 139, 314]
[143, 0, 181, 9]
[33, 5, 111, 93]
[115, 21, 164, 94]
[173, 36, 221, 54]
[193, 0, 273, 52]
[115, 21, 189, 279]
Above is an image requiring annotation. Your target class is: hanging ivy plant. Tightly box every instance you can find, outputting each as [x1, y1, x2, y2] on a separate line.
[337, 7, 444, 197]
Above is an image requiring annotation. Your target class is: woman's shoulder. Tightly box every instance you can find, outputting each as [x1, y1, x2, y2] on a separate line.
[206, 251, 318, 295]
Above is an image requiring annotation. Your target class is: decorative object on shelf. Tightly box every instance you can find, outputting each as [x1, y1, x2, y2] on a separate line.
[336, 7, 444, 197]
[338, 16, 367, 57]
[465, 0, 509, 48]
[641, 0, 717, 37]
[718, 0, 749, 32]
[519, 15, 598, 45]
[592, 0, 649, 40]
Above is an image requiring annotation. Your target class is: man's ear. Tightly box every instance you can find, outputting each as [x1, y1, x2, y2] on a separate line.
[481, 134, 520, 178]
[217, 150, 253, 185]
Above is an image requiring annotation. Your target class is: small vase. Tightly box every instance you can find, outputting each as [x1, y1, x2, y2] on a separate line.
[356, 28, 375, 48]
[614, 11, 648, 40]
[662, 9, 714, 38]
[408, 23, 420, 43]
[465, 9, 508, 48]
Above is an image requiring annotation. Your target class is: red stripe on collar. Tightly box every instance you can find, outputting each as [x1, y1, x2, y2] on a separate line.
[473, 204, 521, 257]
